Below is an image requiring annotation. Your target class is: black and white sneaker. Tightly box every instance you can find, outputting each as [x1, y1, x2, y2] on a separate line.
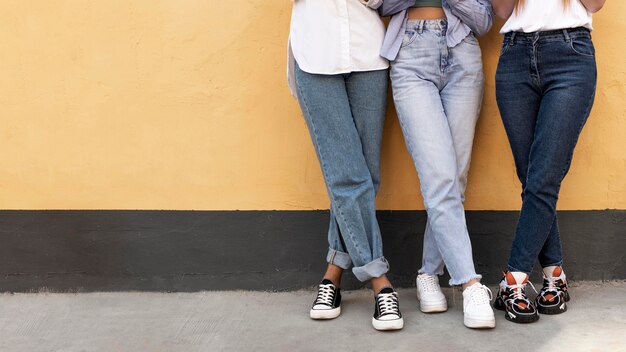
[310, 279, 341, 320]
[493, 271, 539, 324]
[536, 266, 570, 315]
[372, 287, 404, 331]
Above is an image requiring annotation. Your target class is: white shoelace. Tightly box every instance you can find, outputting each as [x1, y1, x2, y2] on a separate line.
[377, 292, 400, 316]
[417, 274, 440, 293]
[540, 275, 564, 299]
[466, 284, 493, 305]
[506, 281, 537, 308]
[314, 284, 335, 306]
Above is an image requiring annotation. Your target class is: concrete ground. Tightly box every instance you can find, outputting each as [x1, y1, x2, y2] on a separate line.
[0, 282, 624, 352]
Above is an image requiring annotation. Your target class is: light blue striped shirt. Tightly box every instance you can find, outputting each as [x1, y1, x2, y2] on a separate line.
[377, 0, 494, 60]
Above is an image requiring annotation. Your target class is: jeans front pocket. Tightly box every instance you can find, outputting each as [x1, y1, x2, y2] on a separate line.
[401, 30, 418, 48]
[569, 36, 595, 57]
[462, 33, 479, 46]
[499, 39, 512, 57]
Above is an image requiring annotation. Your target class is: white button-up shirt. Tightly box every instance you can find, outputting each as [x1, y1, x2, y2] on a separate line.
[287, 0, 389, 96]
[500, 0, 592, 34]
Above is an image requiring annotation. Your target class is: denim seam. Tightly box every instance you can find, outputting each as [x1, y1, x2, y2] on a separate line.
[531, 38, 543, 91]
[499, 39, 512, 58]
[439, 37, 447, 83]
[327, 248, 352, 269]
[558, 82, 596, 180]
[326, 247, 352, 270]
[395, 107, 417, 169]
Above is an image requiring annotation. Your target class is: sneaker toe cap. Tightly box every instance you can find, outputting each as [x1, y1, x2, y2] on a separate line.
[312, 304, 333, 310]
[377, 314, 401, 321]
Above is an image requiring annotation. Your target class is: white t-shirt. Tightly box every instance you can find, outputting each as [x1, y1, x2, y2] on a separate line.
[287, 0, 389, 96]
[500, 0, 593, 34]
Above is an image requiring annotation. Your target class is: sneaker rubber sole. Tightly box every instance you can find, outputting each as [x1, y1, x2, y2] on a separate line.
[464, 316, 496, 329]
[419, 301, 448, 313]
[310, 307, 341, 320]
[371, 317, 404, 331]
[417, 291, 448, 313]
[494, 296, 539, 324]
[537, 292, 570, 315]
[537, 301, 567, 315]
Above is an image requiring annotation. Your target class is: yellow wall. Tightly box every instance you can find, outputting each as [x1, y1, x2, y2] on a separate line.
[0, 1, 624, 210]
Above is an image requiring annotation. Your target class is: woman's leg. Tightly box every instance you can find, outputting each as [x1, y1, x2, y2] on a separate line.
[390, 21, 480, 286]
[298, 64, 403, 329]
[494, 33, 546, 323]
[421, 33, 486, 282]
[494, 31, 596, 323]
[392, 22, 493, 328]
[421, 220, 445, 276]
[325, 210, 348, 286]
[505, 35, 597, 274]
[346, 68, 390, 291]
[295, 62, 389, 283]
[323, 67, 389, 287]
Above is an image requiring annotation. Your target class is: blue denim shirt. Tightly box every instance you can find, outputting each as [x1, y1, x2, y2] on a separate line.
[379, 0, 493, 60]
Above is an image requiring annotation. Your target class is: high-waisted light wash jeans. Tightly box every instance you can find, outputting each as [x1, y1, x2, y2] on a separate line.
[294, 61, 390, 282]
[390, 19, 483, 285]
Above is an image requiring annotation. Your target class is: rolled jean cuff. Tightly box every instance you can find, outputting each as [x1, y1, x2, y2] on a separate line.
[352, 257, 390, 282]
[326, 248, 352, 270]
[448, 274, 482, 287]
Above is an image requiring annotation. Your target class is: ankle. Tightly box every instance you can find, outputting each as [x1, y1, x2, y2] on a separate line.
[322, 277, 341, 287]
[462, 278, 481, 291]
[542, 265, 564, 278]
[323, 263, 343, 287]
[371, 275, 393, 294]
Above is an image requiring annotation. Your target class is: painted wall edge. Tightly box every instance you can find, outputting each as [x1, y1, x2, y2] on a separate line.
[0, 210, 624, 292]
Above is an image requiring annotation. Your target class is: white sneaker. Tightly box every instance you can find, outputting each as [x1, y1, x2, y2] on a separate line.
[462, 282, 496, 329]
[416, 273, 447, 313]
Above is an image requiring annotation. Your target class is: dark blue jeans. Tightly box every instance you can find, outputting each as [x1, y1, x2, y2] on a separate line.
[495, 28, 597, 274]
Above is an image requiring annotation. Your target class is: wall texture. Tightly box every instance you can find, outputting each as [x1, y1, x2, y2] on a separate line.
[0, 1, 624, 211]
[0, 1, 624, 292]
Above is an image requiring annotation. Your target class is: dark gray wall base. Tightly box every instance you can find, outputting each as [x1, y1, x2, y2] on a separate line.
[0, 210, 624, 292]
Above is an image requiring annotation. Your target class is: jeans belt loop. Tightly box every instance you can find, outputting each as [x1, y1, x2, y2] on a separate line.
[562, 29, 571, 42]
[418, 20, 424, 34]
[510, 32, 517, 45]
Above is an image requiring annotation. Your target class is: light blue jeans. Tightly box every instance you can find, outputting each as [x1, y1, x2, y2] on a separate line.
[294, 61, 390, 282]
[390, 20, 483, 285]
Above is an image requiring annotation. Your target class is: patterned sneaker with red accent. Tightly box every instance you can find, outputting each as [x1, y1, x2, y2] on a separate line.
[493, 271, 539, 324]
[536, 266, 570, 315]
